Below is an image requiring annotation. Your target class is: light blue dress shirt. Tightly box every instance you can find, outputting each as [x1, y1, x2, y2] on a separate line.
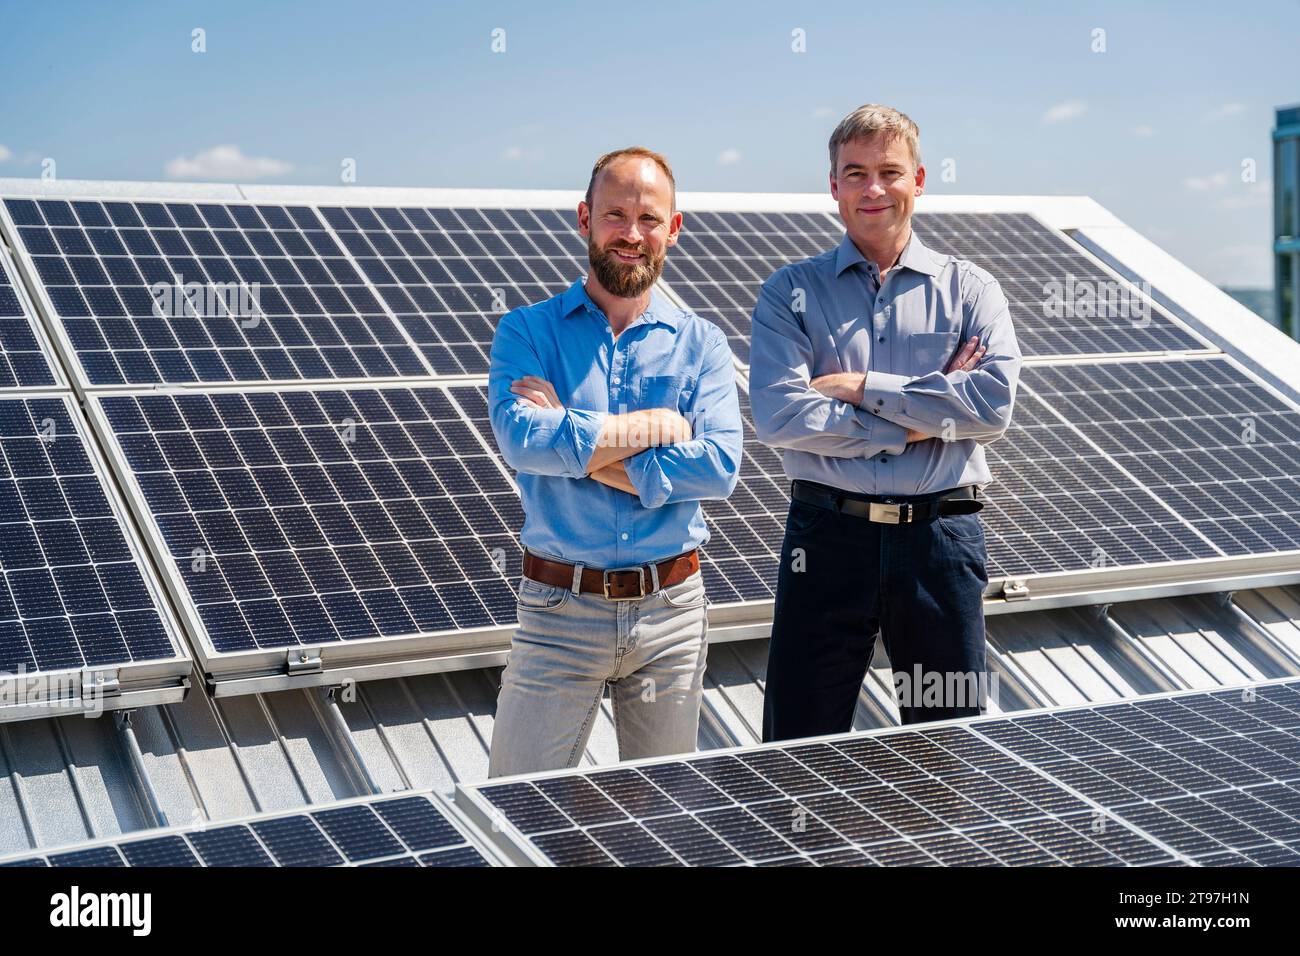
[488, 279, 742, 568]
[749, 228, 1022, 496]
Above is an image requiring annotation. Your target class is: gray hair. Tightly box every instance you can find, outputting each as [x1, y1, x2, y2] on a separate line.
[828, 104, 921, 173]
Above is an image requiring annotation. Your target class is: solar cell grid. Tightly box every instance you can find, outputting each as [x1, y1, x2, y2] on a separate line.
[0, 395, 181, 676]
[2, 198, 429, 386]
[0, 792, 492, 868]
[911, 212, 1204, 358]
[319, 206, 586, 376]
[94, 384, 525, 656]
[467, 722, 1175, 866]
[0, 247, 59, 387]
[664, 210, 844, 365]
[1023, 357, 1300, 560]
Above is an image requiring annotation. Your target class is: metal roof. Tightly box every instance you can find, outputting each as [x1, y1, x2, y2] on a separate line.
[0, 178, 1298, 859]
[3, 584, 1299, 858]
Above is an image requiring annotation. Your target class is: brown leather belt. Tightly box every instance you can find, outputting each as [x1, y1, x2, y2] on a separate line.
[522, 549, 700, 601]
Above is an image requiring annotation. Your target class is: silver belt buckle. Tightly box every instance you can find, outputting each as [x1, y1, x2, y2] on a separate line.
[868, 502, 912, 524]
[603, 566, 646, 601]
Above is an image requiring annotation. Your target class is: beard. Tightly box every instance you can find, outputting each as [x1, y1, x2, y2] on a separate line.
[587, 235, 666, 298]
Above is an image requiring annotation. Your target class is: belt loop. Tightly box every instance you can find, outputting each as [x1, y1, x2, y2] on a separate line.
[648, 560, 661, 593]
[570, 561, 583, 595]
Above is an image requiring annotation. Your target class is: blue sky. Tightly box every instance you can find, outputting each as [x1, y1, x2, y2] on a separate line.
[0, 0, 1295, 286]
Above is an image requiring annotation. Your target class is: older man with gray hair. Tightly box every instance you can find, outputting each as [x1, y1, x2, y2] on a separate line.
[750, 104, 1021, 739]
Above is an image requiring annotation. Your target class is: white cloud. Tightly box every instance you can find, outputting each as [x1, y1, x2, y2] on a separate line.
[1132, 125, 1155, 138]
[164, 145, 292, 180]
[717, 148, 743, 166]
[500, 144, 543, 162]
[1206, 102, 1246, 121]
[1042, 100, 1087, 123]
[1184, 171, 1230, 191]
[0, 145, 12, 163]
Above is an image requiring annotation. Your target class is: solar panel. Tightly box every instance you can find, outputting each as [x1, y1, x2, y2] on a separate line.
[978, 383, 1222, 577]
[1, 198, 431, 387]
[1021, 356, 1300, 560]
[0, 244, 61, 388]
[457, 678, 1300, 866]
[0, 393, 188, 715]
[318, 206, 586, 376]
[664, 210, 844, 365]
[911, 212, 1206, 358]
[0, 791, 496, 867]
[663, 209, 1204, 365]
[89, 383, 524, 681]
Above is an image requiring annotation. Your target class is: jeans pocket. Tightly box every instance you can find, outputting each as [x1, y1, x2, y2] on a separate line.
[660, 570, 708, 609]
[515, 577, 570, 613]
[937, 512, 985, 542]
[786, 499, 830, 536]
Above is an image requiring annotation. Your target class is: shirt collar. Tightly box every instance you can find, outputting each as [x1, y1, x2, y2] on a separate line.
[834, 228, 944, 279]
[560, 277, 680, 329]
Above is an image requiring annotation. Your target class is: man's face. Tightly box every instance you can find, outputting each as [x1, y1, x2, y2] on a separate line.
[578, 157, 681, 297]
[830, 134, 925, 246]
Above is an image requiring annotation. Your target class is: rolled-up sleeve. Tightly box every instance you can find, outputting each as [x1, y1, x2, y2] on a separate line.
[859, 273, 1021, 443]
[488, 308, 606, 478]
[749, 270, 908, 458]
[623, 328, 742, 509]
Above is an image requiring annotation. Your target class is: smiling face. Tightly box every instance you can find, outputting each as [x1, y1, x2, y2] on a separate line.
[830, 134, 925, 252]
[578, 156, 681, 298]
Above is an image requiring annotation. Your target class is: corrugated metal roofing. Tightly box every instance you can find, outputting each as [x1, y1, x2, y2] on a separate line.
[3, 584, 1298, 858]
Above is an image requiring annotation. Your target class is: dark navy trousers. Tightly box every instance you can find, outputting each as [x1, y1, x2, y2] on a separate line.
[762, 485, 990, 742]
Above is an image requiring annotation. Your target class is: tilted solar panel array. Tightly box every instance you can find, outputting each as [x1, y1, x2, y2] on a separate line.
[1023, 358, 1300, 559]
[0, 791, 495, 867]
[318, 206, 586, 377]
[0, 396, 183, 675]
[92, 384, 525, 658]
[0, 222, 189, 717]
[663, 210, 1208, 363]
[664, 210, 844, 365]
[458, 679, 1300, 866]
[1, 190, 1296, 694]
[911, 212, 1206, 358]
[2, 198, 431, 387]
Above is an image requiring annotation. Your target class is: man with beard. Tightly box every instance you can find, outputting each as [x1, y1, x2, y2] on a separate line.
[486, 147, 742, 777]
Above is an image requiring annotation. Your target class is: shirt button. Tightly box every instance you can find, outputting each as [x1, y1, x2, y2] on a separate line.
[620, 532, 629, 541]
[876, 399, 884, 406]
[611, 376, 621, 385]
[877, 336, 885, 343]
[880, 456, 888, 463]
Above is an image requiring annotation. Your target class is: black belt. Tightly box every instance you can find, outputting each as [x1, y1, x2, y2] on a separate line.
[791, 479, 983, 524]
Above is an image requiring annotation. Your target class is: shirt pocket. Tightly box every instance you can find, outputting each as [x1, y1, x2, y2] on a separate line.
[639, 373, 697, 412]
[909, 331, 962, 374]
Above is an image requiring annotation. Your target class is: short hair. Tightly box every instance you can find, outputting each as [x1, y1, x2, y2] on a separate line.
[828, 104, 921, 174]
[584, 146, 677, 211]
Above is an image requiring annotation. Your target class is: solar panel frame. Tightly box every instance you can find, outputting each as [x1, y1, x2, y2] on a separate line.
[0, 788, 502, 868]
[0, 388, 191, 722]
[0, 240, 67, 390]
[456, 676, 1300, 867]
[84, 380, 529, 693]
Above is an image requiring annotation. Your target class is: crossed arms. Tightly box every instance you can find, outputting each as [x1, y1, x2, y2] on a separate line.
[748, 271, 1021, 458]
[487, 311, 742, 509]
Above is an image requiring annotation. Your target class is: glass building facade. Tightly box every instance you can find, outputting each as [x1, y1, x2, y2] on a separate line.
[1277, 104, 1300, 340]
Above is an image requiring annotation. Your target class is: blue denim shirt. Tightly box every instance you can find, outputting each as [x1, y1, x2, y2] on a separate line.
[488, 279, 742, 568]
[749, 228, 1022, 495]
